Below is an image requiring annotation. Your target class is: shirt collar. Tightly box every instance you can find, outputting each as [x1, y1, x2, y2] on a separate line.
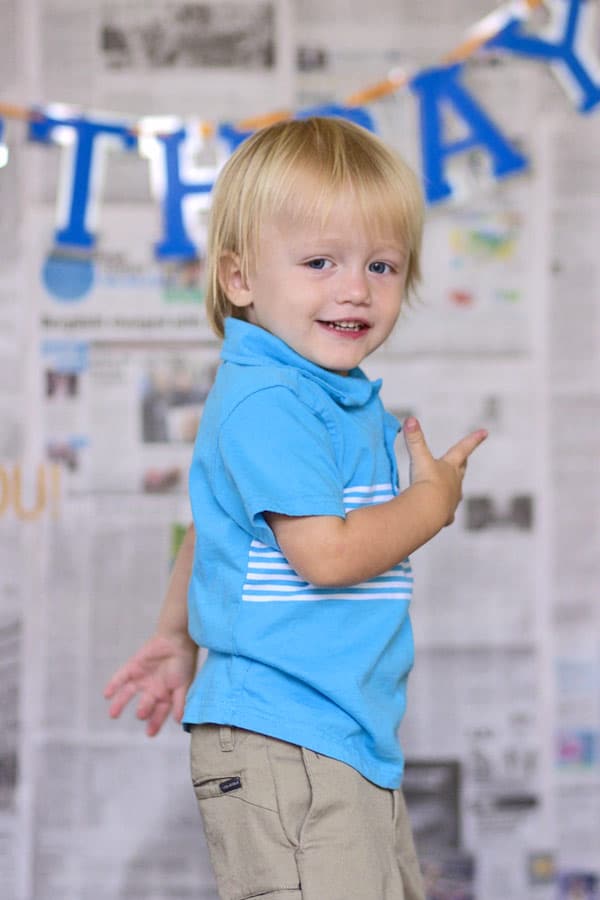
[220, 318, 382, 409]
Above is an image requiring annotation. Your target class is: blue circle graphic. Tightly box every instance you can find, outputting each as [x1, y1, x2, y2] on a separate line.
[42, 254, 95, 302]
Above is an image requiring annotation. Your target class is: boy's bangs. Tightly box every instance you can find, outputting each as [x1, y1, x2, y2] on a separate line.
[251, 165, 418, 251]
[351, 175, 420, 248]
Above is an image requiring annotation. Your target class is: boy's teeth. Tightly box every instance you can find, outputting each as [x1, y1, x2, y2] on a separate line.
[327, 321, 363, 331]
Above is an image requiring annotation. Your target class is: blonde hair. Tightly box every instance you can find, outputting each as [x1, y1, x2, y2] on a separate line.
[205, 116, 424, 338]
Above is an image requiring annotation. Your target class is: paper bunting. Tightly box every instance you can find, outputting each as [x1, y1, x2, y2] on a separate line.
[0, 0, 597, 260]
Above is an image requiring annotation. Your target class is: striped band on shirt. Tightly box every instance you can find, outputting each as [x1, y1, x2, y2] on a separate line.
[242, 484, 412, 602]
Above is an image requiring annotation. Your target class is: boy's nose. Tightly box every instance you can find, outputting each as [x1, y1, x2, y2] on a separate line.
[336, 270, 370, 305]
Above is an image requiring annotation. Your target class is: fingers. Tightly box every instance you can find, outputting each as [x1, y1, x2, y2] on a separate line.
[443, 429, 488, 467]
[136, 690, 159, 721]
[103, 664, 133, 699]
[107, 681, 138, 719]
[145, 700, 171, 737]
[108, 682, 174, 736]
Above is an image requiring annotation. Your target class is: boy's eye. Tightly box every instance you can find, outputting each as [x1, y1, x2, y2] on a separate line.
[306, 258, 331, 270]
[369, 261, 392, 275]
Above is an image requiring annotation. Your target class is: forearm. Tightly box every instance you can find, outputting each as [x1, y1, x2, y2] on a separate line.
[155, 523, 196, 647]
[270, 480, 449, 587]
[335, 481, 448, 582]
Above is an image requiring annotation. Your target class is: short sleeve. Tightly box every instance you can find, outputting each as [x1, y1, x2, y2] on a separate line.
[215, 386, 345, 546]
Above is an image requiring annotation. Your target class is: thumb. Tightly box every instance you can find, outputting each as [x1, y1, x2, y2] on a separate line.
[403, 417, 433, 459]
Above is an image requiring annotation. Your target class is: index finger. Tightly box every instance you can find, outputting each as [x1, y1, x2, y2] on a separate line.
[443, 429, 488, 466]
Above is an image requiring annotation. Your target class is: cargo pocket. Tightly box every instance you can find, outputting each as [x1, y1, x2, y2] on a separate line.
[193, 774, 244, 801]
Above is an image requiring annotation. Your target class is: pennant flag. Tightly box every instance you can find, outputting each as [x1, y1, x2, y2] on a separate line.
[28, 108, 137, 250]
[143, 122, 217, 260]
[487, 0, 600, 113]
[410, 63, 529, 204]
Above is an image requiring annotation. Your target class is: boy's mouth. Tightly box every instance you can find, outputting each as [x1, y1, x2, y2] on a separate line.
[318, 319, 370, 333]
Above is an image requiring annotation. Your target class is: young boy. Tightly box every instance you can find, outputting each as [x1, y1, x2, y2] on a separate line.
[105, 116, 487, 900]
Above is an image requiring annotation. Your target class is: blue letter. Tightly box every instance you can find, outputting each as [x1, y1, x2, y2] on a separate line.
[152, 127, 215, 259]
[410, 64, 528, 204]
[28, 111, 137, 248]
[487, 0, 600, 113]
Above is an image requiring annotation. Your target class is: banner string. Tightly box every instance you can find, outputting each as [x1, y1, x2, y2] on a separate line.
[0, 0, 545, 138]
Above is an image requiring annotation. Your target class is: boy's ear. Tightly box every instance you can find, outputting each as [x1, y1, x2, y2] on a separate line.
[218, 251, 253, 309]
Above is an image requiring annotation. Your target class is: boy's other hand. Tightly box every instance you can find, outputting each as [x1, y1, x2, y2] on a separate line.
[403, 417, 488, 526]
[103, 634, 197, 737]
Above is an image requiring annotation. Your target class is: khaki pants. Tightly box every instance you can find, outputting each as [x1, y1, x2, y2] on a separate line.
[190, 724, 425, 900]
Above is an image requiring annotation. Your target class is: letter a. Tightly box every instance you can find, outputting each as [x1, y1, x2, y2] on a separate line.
[410, 64, 528, 204]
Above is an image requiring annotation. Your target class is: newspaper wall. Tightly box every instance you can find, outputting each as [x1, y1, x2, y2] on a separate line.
[1, 1, 599, 898]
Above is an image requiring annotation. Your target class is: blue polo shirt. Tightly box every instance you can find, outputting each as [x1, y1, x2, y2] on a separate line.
[184, 318, 414, 788]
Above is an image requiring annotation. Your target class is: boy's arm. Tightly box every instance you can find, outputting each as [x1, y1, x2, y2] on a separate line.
[103, 523, 198, 736]
[267, 418, 487, 587]
[155, 522, 196, 639]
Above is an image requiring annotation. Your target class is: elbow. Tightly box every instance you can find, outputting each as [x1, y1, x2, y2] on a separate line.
[292, 542, 356, 588]
[299, 567, 339, 589]
[298, 566, 351, 589]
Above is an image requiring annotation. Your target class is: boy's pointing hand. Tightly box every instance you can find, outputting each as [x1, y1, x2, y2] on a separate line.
[403, 417, 488, 526]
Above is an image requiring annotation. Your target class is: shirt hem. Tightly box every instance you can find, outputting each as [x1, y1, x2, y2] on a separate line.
[183, 704, 403, 790]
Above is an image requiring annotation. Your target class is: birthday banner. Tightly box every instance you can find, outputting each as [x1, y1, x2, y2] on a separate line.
[1, 0, 599, 276]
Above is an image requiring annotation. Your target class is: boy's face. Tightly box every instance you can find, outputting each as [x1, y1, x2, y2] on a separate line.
[221, 193, 409, 374]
